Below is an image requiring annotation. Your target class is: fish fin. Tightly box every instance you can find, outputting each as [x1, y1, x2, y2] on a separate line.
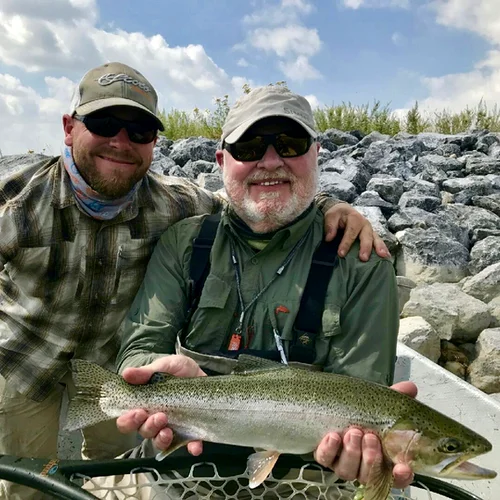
[156, 430, 194, 461]
[233, 355, 287, 375]
[64, 360, 122, 431]
[247, 450, 280, 488]
[364, 454, 394, 500]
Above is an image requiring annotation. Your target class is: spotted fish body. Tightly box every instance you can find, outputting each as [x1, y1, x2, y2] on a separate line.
[65, 356, 496, 500]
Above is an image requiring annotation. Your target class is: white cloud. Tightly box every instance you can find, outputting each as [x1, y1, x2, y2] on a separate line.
[408, 1, 500, 115]
[238, 0, 322, 82]
[243, 0, 314, 26]
[249, 25, 321, 58]
[279, 55, 322, 82]
[430, 0, 500, 45]
[0, 0, 246, 153]
[237, 58, 250, 67]
[341, 0, 409, 9]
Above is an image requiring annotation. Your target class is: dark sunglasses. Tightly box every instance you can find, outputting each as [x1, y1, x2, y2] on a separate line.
[224, 133, 314, 162]
[74, 114, 158, 144]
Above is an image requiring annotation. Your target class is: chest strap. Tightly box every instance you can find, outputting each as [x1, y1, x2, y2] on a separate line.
[186, 213, 343, 365]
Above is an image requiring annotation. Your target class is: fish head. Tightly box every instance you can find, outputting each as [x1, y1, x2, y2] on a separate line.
[382, 416, 497, 480]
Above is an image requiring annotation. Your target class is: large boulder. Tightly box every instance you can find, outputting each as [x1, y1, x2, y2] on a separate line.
[401, 283, 491, 342]
[468, 328, 500, 394]
[398, 316, 441, 362]
[395, 228, 470, 284]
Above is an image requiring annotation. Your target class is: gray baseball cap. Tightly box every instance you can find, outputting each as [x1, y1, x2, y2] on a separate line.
[70, 62, 164, 130]
[222, 85, 317, 144]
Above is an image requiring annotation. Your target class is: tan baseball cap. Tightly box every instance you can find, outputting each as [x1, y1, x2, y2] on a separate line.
[222, 85, 317, 144]
[70, 62, 164, 130]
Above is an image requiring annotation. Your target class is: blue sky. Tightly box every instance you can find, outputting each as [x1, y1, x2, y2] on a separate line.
[0, 0, 499, 154]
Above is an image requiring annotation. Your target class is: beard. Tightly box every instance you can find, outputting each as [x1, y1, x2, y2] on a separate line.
[72, 145, 150, 199]
[223, 168, 318, 233]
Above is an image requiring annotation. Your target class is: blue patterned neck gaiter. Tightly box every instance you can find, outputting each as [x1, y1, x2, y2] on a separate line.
[62, 146, 141, 220]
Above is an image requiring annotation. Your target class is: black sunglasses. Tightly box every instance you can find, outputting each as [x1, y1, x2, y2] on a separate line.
[224, 133, 314, 162]
[74, 114, 158, 144]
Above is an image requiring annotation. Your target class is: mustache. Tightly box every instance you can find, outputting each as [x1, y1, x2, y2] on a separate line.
[95, 149, 141, 164]
[246, 170, 295, 184]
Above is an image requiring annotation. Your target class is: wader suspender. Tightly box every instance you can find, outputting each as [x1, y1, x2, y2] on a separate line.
[186, 213, 342, 364]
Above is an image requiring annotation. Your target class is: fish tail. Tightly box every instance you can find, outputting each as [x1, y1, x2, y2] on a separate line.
[64, 359, 121, 432]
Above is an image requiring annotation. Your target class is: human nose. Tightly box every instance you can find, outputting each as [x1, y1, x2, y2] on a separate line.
[256, 145, 284, 169]
[108, 127, 133, 148]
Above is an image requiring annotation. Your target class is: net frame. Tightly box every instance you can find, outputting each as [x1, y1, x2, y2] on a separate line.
[0, 453, 485, 500]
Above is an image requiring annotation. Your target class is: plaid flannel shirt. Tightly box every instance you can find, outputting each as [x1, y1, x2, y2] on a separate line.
[0, 156, 221, 401]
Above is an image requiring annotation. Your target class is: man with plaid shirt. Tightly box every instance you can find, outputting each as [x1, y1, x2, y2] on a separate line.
[0, 62, 389, 500]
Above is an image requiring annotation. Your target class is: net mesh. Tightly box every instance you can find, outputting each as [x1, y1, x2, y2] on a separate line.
[76, 461, 421, 500]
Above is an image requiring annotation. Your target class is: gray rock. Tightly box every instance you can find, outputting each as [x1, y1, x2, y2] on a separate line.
[362, 141, 394, 172]
[366, 176, 404, 204]
[417, 132, 450, 150]
[388, 207, 468, 247]
[150, 151, 176, 175]
[475, 132, 500, 155]
[438, 204, 500, 240]
[398, 316, 441, 362]
[416, 163, 449, 187]
[318, 172, 357, 202]
[488, 296, 500, 328]
[353, 191, 398, 215]
[358, 131, 390, 148]
[472, 193, 500, 217]
[469, 236, 500, 274]
[197, 173, 223, 192]
[155, 135, 174, 156]
[466, 158, 500, 176]
[432, 143, 462, 157]
[461, 262, 500, 303]
[442, 176, 493, 196]
[317, 148, 334, 166]
[321, 157, 348, 174]
[353, 206, 398, 255]
[401, 283, 491, 342]
[468, 328, 500, 394]
[471, 227, 500, 243]
[389, 137, 428, 159]
[340, 162, 371, 193]
[322, 128, 359, 147]
[403, 178, 441, 197]
[169, 137, 218, 167]
[419, 153, 463, 173]
[182, 159, 215, 179]
[398, 192, 442, 212]
[316, 134, 339, 153]
[395, 227, 470, 284]
[379, 160, 422, 180]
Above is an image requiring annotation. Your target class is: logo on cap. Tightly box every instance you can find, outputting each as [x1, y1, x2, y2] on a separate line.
[97, 73, 152, 93]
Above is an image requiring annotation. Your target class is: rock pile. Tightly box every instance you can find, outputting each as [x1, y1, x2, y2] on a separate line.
[1, 128, 499, 395]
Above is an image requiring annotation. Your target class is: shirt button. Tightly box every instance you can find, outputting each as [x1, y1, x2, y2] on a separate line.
[251, 257, 258, 265]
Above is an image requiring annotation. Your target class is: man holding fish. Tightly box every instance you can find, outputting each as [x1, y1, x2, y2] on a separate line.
[110, 85, 419, 495]
[0, 62, 402, 500]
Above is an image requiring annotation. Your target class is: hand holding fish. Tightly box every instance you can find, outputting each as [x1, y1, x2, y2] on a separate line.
[314, 381, 418, 490]
[116, 355, 206, 456]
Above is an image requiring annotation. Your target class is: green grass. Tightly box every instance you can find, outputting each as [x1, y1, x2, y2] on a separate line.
[158, 92, 500, 141]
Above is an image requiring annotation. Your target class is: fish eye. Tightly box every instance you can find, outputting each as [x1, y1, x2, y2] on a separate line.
[438, 438, 464, 454]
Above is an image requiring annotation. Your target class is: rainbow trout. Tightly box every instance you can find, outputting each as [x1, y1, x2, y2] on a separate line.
[65, 356, 496, 500]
